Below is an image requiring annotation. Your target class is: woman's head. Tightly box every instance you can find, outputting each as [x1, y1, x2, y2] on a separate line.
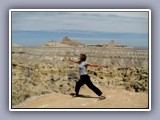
[80, 54, 87, 61]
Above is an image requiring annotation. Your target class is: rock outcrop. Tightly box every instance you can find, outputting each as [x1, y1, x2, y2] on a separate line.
[12, 60, 148, 106]
[88, 40, 128, 48]
[60, 36, 84, 46]
[12, 62, 79, 106]
[42, 40, 71, 47]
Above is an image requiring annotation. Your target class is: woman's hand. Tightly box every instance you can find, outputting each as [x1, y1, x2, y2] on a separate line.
[99, 64, 105, 68]
[67, 57, 79, 63]
[62, 50, 71, 61]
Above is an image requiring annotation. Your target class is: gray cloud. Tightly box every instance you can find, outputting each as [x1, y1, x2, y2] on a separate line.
[12, 11, 148, 33]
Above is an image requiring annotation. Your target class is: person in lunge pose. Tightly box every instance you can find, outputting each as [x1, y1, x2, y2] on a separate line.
[65, 54, 106, 100]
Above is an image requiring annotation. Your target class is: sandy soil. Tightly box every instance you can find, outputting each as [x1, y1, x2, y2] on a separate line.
[13, 85, 148, 109]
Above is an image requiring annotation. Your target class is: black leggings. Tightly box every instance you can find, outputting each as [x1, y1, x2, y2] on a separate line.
[75, 75, 102, 96]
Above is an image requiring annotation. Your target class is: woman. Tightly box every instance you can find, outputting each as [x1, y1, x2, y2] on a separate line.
[65, 54, 106, 100]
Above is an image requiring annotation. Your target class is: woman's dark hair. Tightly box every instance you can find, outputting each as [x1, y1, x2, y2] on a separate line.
[80, 54, 87, 61]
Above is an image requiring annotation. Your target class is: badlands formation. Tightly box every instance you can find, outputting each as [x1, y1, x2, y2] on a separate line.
[12, 37, 149, 108]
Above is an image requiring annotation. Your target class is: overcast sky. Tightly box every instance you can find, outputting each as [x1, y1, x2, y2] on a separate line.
[12, 11, 148, 34]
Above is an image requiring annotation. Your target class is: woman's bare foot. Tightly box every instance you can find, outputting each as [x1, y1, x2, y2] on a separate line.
[70, 93, 79, 97]
[99, 94, 106, 100]
[73, 94, 79, 97]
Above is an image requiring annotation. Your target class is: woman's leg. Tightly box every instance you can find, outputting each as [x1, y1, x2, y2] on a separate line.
[75, 78, 85, 96]
[85, 75, 103, 96]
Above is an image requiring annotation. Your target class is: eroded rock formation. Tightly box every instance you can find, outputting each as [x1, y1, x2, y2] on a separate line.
[11, 40, 149, 106]
[60, 36, 84, 46]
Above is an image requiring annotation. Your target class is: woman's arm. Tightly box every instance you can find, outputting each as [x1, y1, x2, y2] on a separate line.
[65, 57, 79, 63]
[88, 63, 105, 68]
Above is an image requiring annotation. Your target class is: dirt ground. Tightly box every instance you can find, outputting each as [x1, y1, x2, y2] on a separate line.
[13, 85, 148, 109]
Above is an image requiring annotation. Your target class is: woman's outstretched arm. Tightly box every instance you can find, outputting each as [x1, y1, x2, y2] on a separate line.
[65, 57, 79, 63]
[88, 63, 105, 68]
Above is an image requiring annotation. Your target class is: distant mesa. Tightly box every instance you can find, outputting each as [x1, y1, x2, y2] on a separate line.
[12, 43, 21, 47]
[107, 40, 117, 47]
[60, 36, 84, 47]
[43, 38, 128, 48]
[43, 36, 84, 47]
[15, 37, 128, 48]
[105, 40, 128, 48]
[42, 39, 71, 47]
[88, 40, 128, 48]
